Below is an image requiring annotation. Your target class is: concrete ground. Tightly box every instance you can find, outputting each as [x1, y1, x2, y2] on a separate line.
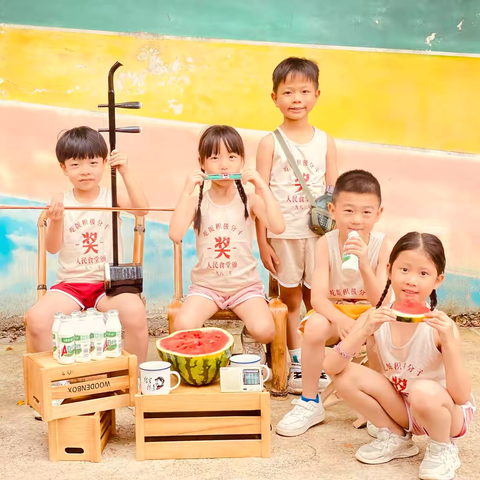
[1, 329, 479, 480]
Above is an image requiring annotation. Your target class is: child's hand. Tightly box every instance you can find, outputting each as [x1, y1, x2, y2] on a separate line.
[344, 235, 369, 267]
[258, 242, 280, 276]
[424, 310, 456, 341]
[361, 307, 396, 336]
[337, 316, 356, 340]
[184, 170, 207, 195]
[109, 150, 129, 175]
[242, 170, 267, 190]
[46, 193, 64, 222]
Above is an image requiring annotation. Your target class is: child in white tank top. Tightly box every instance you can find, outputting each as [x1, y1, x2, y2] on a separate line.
[256, 57, 339, 393]
[324, 232, 474, 480]
[169, 126, 285, 363]
[25, 126, 150, 365]
[276, 170, 391, 437]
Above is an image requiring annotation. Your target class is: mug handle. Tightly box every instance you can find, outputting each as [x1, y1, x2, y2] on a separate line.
[170, 371, 181, 390]
[261, 365, 271, 382]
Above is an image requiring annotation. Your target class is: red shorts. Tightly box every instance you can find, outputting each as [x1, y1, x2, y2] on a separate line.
[50, 282, 106, 310]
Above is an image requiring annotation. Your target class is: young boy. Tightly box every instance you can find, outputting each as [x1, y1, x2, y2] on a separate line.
[25, 126, 150, 365]
[276, 170, 392, 436]
[256, 57, 338, 393]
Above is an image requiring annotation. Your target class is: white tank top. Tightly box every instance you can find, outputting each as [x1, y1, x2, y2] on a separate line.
[374, 321, 445, 395]
[57, 187, 123, 283]
[327, 229, 385, 303]
[190, 190, 262, 294]
[268, 127, 327, 239]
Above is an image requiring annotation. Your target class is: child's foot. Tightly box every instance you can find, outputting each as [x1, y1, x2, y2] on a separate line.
[276, 397, 325, 437]
[241, 326, 266, 364]
[367, 420, 379, 438]
[355, 428, 419, 464]
[419, 440, 461, 480]
[287, 363, 302, 394]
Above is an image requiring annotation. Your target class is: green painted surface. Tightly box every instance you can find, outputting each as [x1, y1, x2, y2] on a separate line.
[0, 0, 479, 53]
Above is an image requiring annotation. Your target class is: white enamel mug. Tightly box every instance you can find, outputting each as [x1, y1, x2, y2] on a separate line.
[139, 361, 181, 395]
[229, 354, 271, 381]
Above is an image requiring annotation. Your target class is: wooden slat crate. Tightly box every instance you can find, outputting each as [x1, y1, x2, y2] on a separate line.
[23, 351, 137, 422]
[48, 410, 116, 462]
[135, 381, 270, 460]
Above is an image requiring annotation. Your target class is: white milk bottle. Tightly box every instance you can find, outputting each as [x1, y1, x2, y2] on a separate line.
[91, 312, 107, 361]
[52, 312, 64, 360]
[75, 316, 91, 363]
[342, 230, 360, 279]
[105, 310, 122, 358]
[58, 316, 75, 365]
[85, 308, 97, 354]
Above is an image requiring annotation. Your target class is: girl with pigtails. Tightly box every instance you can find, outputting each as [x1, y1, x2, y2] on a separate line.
[323, 232, 475, 480]
[169, 125, 285, 363]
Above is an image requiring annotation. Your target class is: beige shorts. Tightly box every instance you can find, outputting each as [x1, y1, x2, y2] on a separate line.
[268, 237, 317, 289]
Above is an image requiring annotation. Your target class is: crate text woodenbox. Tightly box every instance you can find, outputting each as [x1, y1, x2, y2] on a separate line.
[48, 410, 115, 462]
[135, 381, 270, 460]
[23, 351, 137, 422]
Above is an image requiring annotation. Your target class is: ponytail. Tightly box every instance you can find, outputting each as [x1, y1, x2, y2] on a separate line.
[376, 279, 391, 309]
[234, 179, 249, 221]
[193, 174, 205, 233]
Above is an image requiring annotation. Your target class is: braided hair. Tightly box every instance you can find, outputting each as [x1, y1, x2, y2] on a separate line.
[194, 125, 248, 233]
[376, 232, 446, 310]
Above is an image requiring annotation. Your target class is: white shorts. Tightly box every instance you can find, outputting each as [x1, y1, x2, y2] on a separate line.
[268, 237, 317, 289]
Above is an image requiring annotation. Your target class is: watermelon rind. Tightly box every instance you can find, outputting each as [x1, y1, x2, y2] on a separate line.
[155, 327, 234, 386]
[391, 308, 428, 323]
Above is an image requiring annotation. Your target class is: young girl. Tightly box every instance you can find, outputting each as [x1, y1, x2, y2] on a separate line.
[169, 125, 285, 362]
[323, 232, 475, 480]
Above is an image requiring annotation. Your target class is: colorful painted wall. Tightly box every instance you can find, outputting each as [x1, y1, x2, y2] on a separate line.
[1, 1, 479, 318]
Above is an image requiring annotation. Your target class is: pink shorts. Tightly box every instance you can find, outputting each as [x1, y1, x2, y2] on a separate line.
[403, 393, 476, 439]
[50, 282, 106, 310]
[187, 282, 266, 310]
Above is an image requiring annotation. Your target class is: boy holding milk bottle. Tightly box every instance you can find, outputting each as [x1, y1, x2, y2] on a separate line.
[276, 170, 392, 437]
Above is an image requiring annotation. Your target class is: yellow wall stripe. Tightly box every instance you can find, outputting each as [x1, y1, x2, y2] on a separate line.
[1, 26, 479, 153]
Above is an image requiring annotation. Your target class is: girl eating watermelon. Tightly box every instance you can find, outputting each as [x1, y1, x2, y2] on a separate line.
[323, 232, 475, 480]
[169, 125, 285, 363]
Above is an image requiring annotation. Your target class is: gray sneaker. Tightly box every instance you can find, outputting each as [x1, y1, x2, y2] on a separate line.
[419, 440, 461, 480]
[241, 326, 266, 364]
[355, 428, 419, 464]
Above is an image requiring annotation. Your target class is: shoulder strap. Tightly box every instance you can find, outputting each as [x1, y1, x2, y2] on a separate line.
[273, 129, 316, 206]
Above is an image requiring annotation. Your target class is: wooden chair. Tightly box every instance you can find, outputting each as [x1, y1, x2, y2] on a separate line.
[25, 211, 146, 353]
[167, 241, 289, 398]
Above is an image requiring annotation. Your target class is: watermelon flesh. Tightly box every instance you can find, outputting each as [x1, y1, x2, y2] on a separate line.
[392, 299, 430, 323]
[156, 327, 234, 386]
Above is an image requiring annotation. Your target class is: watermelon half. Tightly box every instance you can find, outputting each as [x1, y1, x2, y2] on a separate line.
[156, 327, 234, 386]
[392, 299, 430, 323]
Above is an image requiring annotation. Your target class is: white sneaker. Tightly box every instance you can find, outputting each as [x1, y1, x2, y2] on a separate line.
[276, 397, 325, 437]
[287, 363, 302, 394]
[241, 327, 266, 364]
[318, 371, 330, 392]
[419, 440, 461, 480]
[355, 428, 419, 464]
[34, 380, 69, 420]
[367, 421, 380, 438]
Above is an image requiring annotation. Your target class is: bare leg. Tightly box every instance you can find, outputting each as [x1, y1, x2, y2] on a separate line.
[329, 361, 409, 436]
[231, 297, 275, 344]
[302, 285, 312, 312]
[25, 292, 80, 353]
[408, 380, 466, 442]
[279, 284, 303, 350]
[301, 312, 339, 399]
[172, 295, 219, 331]
[97, 293, 148, 366]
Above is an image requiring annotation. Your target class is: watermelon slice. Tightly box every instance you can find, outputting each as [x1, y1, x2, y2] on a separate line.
[392, 299, 430, 323]
[156, 327, 234, 386]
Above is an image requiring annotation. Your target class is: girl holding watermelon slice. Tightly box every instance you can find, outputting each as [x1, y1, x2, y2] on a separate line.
[169, 125, 285, 363]
[324, 232, 475, 480]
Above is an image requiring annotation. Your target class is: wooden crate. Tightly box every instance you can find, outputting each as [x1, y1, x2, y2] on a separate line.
[23, 351, 137, 422]
[135, 381, 270, 460]
[48, 410, 116, 462]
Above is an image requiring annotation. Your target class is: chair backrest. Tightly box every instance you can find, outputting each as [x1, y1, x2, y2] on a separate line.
[35, 212, 146, 299]
[171, 241, 281, 301]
